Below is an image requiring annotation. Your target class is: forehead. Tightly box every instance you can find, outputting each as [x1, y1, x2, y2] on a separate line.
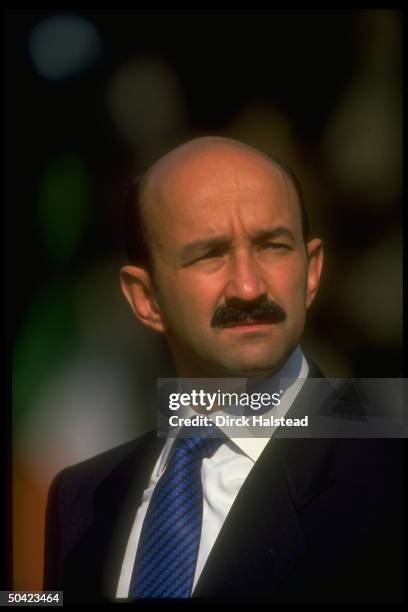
[144, 144, 301, 242]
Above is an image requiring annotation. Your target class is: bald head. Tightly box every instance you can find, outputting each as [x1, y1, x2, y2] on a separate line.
[125, 137, 308, 267]
[145, 136, 283, 183]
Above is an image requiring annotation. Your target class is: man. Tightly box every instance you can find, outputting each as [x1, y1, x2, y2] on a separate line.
[44, 137, 402, 602]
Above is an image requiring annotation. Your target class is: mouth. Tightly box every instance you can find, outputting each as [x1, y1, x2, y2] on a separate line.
[221, 319, 275, 329]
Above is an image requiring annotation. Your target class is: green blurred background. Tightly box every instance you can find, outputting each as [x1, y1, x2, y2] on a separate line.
[7, 9, 402, 590]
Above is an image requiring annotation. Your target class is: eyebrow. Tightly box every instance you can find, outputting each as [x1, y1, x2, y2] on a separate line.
[179, 225, 296, 261]
[251, 226, 296, 245]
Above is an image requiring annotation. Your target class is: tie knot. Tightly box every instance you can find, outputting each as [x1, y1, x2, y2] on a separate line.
[175, 423, 225, 461]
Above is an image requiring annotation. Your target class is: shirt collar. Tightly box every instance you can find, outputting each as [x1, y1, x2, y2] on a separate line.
[156, 346, 309, 476]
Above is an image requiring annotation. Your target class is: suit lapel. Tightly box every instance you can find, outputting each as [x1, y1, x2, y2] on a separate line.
[99, 434, 166, 599]
[64, 432, 165, 602]
[194, 361, 337, 598]
[193, 436, 308, 598]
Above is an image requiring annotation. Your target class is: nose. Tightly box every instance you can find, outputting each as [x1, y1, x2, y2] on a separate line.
[224, 249, 268, 303]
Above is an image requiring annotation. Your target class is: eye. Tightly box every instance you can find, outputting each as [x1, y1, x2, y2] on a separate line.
[194, 247, 227, 262]
[259, 242, 292, 251]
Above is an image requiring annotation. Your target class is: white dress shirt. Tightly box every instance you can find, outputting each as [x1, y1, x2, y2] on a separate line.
[116, 346, 309, 597]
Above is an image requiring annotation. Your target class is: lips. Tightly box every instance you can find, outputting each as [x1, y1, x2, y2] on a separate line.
[221, 319, 274, 328]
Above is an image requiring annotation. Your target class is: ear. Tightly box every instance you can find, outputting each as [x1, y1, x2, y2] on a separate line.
[120, 265, 165, 333]
[306, 238, 323, 309]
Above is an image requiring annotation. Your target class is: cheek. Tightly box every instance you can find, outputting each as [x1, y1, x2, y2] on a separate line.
[156, 269, 221, 323]
[181, 275, 224, 323]
[265, 259, 307, 306]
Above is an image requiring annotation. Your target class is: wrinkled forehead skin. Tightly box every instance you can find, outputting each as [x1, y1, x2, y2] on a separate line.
[141, 137, 303, 253]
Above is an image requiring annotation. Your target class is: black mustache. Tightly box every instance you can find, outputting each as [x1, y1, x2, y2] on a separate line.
[211, 296, 287, 328]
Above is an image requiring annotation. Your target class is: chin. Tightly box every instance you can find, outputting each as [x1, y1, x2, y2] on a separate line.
[220, 353, 288, 377]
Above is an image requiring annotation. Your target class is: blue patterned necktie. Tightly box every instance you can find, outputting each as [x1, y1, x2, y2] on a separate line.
[129, 424, 224, 599]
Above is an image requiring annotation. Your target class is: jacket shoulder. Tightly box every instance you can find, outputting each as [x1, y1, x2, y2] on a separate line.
[49, 429, 157, 502]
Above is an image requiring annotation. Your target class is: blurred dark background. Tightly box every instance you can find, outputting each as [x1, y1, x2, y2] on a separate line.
[6, 9, 402, 589]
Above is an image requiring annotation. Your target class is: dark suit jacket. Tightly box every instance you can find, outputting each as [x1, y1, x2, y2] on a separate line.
[43, 363, 403, 603]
